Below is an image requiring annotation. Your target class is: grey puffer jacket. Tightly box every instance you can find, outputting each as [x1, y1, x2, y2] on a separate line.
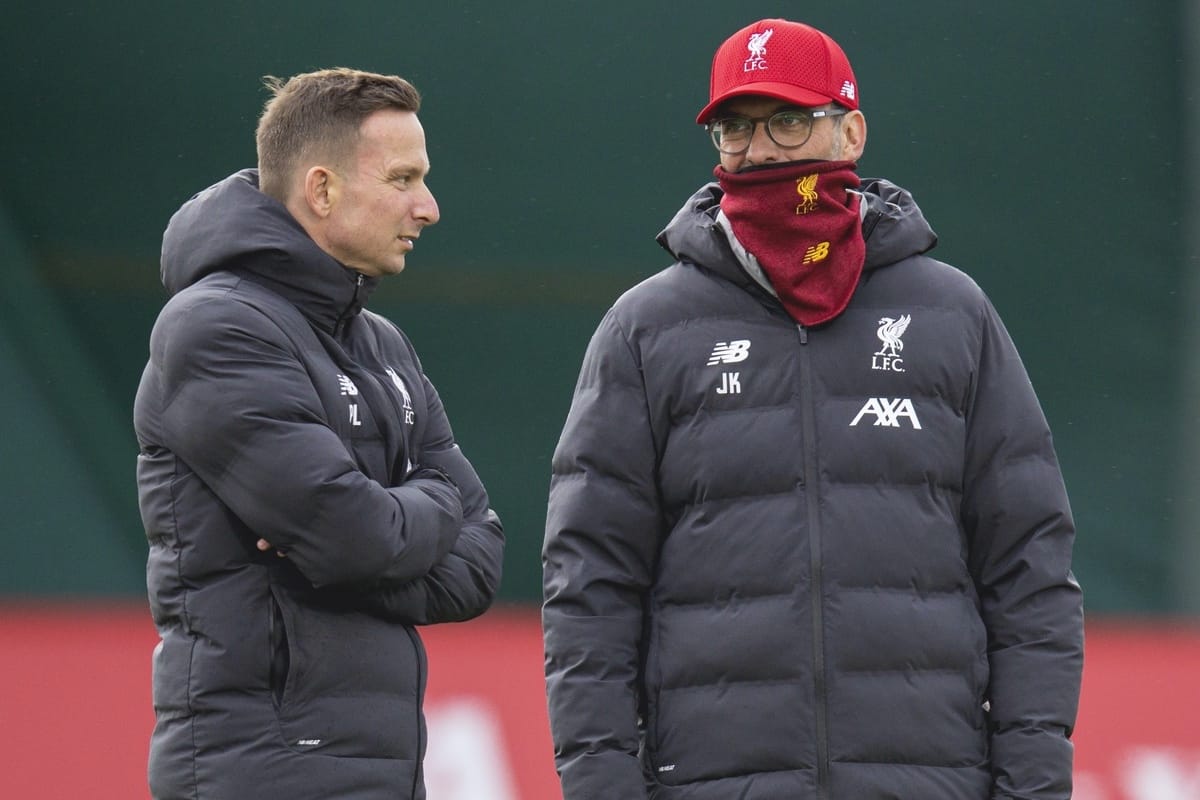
[543, 177, 1082, 800]
[135, 170, 504, 800]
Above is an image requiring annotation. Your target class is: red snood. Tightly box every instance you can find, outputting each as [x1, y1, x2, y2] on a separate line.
[717, 159, 865, 326]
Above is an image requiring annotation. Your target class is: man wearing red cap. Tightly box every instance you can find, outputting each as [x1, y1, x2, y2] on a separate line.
[543, 18, 1083, 800]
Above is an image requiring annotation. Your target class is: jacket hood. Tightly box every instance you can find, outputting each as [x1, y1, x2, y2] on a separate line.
[656, 175, 938, 287]
[160, 169, 378, 331]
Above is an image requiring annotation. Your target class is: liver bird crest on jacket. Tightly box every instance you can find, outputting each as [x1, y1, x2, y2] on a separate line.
[876, 315, 911, 357]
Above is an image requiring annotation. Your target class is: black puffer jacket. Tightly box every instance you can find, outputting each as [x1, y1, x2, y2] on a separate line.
[543, 178, 1082, 799]
[135, 170, 503, 800]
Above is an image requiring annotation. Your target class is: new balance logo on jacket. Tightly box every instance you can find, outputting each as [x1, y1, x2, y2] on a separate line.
[707, 340, 751, 365]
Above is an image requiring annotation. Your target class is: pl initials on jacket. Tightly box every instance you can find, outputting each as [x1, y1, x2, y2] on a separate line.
[543, 178, 1083, 799]
[135, 170, 503, 800]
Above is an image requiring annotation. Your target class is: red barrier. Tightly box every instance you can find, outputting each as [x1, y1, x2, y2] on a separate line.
[0, 601, 156, 799]
[1073, 621, 1200, 800]
[421, 608, 560, 799]
[0, 604, 1196, 799]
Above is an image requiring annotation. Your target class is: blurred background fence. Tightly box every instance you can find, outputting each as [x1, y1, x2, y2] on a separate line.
[1, 2, 1197, 798]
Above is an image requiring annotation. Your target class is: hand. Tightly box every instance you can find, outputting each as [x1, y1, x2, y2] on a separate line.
[257, 539, 286, 558]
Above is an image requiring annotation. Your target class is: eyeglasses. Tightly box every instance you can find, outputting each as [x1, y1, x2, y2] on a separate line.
[707, 107, 849, 154]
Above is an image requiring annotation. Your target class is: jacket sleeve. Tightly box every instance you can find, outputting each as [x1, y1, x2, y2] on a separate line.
[960, 298, 1084, 800]
[542, 310, 660, 800]
[361, 373, 505, 625]
[154, 293, 463, 588]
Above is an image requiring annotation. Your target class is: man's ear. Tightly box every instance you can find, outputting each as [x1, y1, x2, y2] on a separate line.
[841, 110, 867, 162]
[303, 166, 339, 218]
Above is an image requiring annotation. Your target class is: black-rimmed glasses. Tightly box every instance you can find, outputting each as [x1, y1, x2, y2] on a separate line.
[707, 107, 849, 154]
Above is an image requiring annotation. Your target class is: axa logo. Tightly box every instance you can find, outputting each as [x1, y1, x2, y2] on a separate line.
[744, 29, 773, 71]
[795, 174, 819, 215]
[850, 397, 923, 429]
[707, 339, 751, 365]
[873, 314, 911, 372]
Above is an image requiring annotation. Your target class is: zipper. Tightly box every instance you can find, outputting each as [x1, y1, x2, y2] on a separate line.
[333, 273, 365, 336]
[405, 626, 426, 798]
[268, 586, 289, 709]
[796, 322, 830, 798]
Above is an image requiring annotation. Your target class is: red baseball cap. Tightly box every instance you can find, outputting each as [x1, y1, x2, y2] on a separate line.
[696, 19, 859, 124]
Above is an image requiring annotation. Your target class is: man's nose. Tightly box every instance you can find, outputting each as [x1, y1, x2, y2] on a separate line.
[743, 121, 779, 164]
[416, 185, 440, 225]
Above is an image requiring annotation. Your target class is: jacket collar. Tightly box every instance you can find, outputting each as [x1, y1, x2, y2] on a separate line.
[160, 169, 379, 333]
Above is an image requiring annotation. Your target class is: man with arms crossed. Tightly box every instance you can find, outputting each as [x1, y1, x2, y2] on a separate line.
[135, 68, 504, 799]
